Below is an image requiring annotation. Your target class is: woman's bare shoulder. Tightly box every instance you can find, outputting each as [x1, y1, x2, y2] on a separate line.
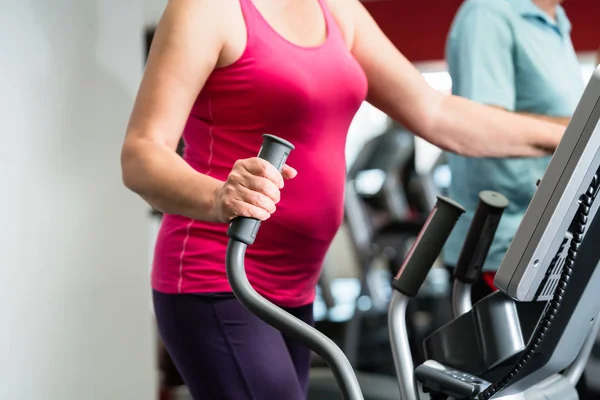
[160, 0, 238, 34]
[156, 0, 225, 43]
[157, 0, 244, 67]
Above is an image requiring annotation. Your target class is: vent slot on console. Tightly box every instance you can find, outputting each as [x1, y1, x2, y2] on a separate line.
[537, 236, 570, 301]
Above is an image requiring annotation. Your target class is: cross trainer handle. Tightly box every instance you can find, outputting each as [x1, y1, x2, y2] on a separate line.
[454, 190, 509, 284]
[225, 134, 365, 400]
[392, 196, 466, 298]
[227, 134, 295, 245]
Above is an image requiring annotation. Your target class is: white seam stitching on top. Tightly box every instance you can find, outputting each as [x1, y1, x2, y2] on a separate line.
[206, 97, 215, 175]
[177, 96, 215, 293]
[177, 219, 194, 293]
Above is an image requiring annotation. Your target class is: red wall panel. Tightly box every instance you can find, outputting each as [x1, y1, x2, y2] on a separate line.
[363, 0, 599, 62]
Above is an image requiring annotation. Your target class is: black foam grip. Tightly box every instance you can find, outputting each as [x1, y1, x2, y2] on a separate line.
[392, 196, 466, 298]
[454, 190, 509, 283]
[227, 134, 295, 245]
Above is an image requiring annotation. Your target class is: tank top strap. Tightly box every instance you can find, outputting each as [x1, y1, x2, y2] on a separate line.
[237, 0, 262, 33]
[315, 0, 335, 28]
[314, 0, 346, 46]
[237, 0, 287, 50]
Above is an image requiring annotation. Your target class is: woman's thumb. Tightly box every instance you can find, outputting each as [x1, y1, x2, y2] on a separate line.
[281, 164, 298, 179]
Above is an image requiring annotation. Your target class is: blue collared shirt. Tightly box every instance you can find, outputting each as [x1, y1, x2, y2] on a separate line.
[443, 0, 585, 271]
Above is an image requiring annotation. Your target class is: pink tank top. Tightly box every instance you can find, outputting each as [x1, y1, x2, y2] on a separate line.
[152, 0, 368, 308]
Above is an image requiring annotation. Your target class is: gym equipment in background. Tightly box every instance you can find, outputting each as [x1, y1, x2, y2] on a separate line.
[348, 124, 416, 223]
[226, 66, 600, 399]
[329, 126, 453, 374]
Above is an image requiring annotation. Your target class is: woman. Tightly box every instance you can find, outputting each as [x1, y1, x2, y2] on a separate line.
[121, 0, 565, 398]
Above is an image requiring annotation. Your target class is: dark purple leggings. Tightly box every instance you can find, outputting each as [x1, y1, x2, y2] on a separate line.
[153, 290, 314, 400]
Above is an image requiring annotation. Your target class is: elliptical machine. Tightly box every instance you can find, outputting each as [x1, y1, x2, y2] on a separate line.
[225, 65, 600, 399]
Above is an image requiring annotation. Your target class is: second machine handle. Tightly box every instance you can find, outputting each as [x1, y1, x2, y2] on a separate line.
[392, 196, 466, 297]
[454, 190, 509, 283]
[452, 190, 508, 317]
[389, 196, 465, 400]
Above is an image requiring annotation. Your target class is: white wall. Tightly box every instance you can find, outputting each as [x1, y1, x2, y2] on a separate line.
[1, 1, 157, 399]
[144, 0, 167, 26]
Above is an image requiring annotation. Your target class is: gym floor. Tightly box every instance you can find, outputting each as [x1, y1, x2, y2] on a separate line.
[169, 385, 432, 399]
[168, 378, 433, 399]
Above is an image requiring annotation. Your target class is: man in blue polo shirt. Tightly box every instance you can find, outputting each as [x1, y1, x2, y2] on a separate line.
[443, 3, 592, 394]
[443, 0, 585, 281]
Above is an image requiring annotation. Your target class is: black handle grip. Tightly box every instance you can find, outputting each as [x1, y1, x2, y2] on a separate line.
[392, 196, 465, 297]
[454, 190, 509, 284]
[227, 134, 295, 245]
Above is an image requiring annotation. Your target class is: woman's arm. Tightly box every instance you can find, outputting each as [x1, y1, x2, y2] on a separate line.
[121, 0, 228, 221]
[516, 113, 570, 126]
[122, 0, 292, 223]
[344, 1, 564, 158]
